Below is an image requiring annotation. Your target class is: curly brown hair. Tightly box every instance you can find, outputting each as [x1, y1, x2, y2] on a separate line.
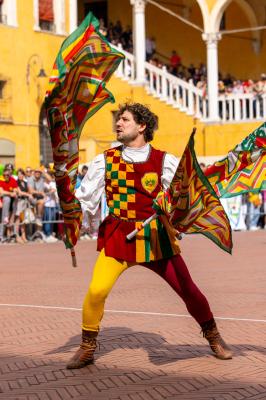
[117, 103, 158, 142]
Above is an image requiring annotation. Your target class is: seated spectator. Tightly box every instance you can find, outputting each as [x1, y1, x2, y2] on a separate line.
[4, 163, 17, 180]
[176, 64, 187, 80]
[242, 79, 254, 94]
[99, 18, 107, 36]
[27, 168, 52, 228]
[121, 25, 133, 52]
[196, 75, 207, 97]
[254, 73, 266, 97]
[232, 80, 244, 95]
[0, 168, 18, 242]
[223, 73, 234, 87]
[146, 36, 156, 61]
[14, 168, 33, 243]
[218, 80, 226, 95]
[25, 166, 33, 181]
[192, 68, 201, 85]
[187, 63, 195, 77]
[113, 20, 123, 39]
[199, 62, 207, 76]
[43, 171, 58, 243]
[170, 50, 181, 75]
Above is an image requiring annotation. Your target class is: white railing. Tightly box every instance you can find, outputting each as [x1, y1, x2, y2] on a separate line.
[144, 63, 205, 119]
[113, 45, 266, 123]
[218, 93, 266, 122]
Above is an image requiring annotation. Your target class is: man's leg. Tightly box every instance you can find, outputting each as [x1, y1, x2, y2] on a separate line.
[67, 249, 132, 369]
[142, 254, 232, 360]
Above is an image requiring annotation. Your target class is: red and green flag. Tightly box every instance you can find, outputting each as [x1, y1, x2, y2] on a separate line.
[45, 12, 124, 249]
[205, 123, 266, 198]
[153, 123, 266, 254]
[154, 130, 233, 254]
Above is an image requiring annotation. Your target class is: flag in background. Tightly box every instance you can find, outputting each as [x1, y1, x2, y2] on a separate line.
[205, 122, 266, 198]
[45, 12, 124, 249]
[154, 130, 233, 254]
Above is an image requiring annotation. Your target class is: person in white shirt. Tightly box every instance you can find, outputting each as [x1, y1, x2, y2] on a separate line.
[67, 103, 232, 369]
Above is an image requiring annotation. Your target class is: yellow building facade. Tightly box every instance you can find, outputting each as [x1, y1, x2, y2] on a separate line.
[0, 0, 264, 169]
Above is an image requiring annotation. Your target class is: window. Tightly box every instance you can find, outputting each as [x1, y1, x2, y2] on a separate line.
[0, 78, 12, 122]
[35, 0, 65, 34]
[0, 80, 6, 99]
[39, 0, 54, 32]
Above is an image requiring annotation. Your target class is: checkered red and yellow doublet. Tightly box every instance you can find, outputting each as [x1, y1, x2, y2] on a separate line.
[97, 146, 180, 263]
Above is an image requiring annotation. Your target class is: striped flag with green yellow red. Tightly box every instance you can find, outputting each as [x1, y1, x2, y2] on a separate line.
[205, 122, 266, 198]
[153, 124, 266, 255]
[154, 130, 233, 254]
[45, 12, 124, 249]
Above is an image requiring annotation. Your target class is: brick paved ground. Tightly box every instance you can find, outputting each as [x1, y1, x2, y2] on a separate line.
[0, 230, 265, 400]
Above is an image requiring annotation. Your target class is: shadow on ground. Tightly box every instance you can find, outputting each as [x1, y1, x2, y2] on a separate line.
[46, 326, 266, 366]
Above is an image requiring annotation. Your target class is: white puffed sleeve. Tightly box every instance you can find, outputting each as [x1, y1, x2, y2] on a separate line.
[75, 153, 105, 215]
[161, 153, 179, 190]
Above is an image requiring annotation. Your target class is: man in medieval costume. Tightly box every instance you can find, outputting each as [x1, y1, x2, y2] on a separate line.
[66, 103, 233, 369]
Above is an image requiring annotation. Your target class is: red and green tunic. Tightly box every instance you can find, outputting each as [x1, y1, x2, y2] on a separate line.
[97, 146, 180, 263]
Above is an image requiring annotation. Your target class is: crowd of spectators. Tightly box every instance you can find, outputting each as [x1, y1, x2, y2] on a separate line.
[0, 163, 100, 245]
[99, 18, 266, 99]
[0, 161, 265, 245]
[99, 18, 133, 53]
[149, 56, 266, 99]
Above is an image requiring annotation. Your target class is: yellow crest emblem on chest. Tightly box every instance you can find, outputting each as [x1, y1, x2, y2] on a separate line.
[141, 172, 158, 194]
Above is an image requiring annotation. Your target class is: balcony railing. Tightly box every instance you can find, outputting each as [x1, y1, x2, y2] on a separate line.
[113, 44, 266, 123]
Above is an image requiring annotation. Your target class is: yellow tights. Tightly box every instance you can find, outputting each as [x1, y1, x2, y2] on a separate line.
[82, 249, 134, 332]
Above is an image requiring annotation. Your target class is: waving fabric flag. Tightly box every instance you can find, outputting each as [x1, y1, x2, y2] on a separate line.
[205, 123, 266, 198]
[154, 130, 232, 254]
[45, 13, 124, 249]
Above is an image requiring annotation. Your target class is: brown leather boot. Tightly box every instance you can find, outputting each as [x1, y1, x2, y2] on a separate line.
[201, 319, 233, 360]
[66, 330, 98, 369]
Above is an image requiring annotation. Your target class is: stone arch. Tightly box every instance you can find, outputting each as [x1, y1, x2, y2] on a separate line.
[234, 0, 261, 52]
[196, 0, 211, 32]
[0, 138, 15, 165]
[210, 0, 260, 40]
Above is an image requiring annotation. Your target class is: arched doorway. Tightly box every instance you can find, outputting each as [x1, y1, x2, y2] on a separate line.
[39, 104, 53, 166]
[0, 138, 15, 165]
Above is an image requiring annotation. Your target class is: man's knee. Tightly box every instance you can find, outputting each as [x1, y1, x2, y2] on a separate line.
[87, 285, 108, 304]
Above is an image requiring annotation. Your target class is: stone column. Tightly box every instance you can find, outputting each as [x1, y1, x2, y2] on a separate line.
[130, 0, 146, 85]
[202, 32, 221, 121]
[69, 0, 78, 33]
[53, 0, 65, 34]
